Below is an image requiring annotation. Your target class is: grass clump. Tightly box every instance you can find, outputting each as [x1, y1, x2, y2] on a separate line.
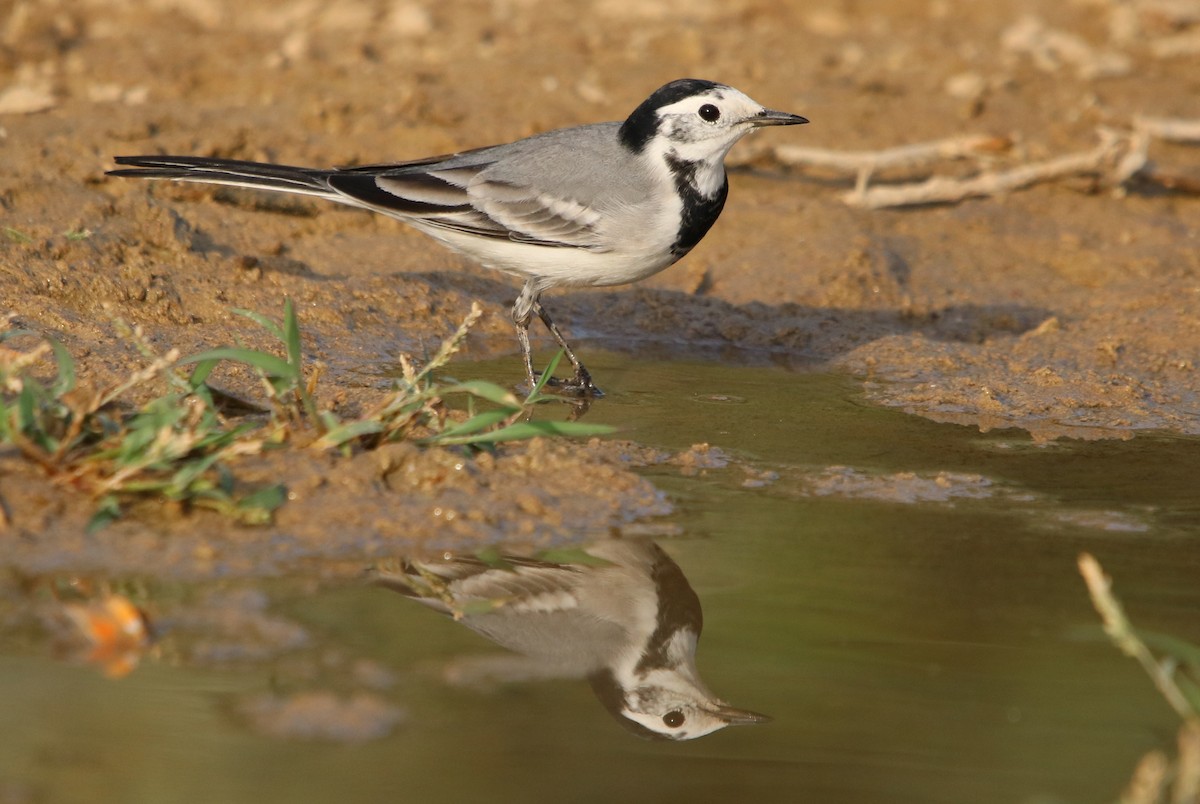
[1079, 554, 1200, 803]
[0, 301, 611, 530]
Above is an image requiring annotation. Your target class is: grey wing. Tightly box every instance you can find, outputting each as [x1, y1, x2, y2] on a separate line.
[112, 124, 623, 250]
[370, 557, 586, 615]
[447, 559, 589, 615]
[326, 161, 609, 250]
[372, 556, 631, 668]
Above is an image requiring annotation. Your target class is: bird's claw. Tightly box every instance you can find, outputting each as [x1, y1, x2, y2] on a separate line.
[540, 372, 604, 399]
[558, 373, 605, 398]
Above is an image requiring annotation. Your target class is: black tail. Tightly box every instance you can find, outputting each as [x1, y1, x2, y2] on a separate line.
[107, 155, 335, 196]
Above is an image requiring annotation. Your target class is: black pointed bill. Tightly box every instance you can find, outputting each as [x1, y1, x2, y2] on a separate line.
[750, 109, 809, 127]
[709, 703, 773, 725]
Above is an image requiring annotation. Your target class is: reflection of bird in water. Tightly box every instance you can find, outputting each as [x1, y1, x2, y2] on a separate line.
[370, 539, 770, 741]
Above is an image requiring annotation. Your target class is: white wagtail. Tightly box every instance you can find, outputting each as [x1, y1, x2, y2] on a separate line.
[109, 78, 806, 395]
[370, 539, 770, 741]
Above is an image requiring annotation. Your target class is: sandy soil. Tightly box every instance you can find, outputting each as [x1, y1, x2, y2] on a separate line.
[1, 0, 1198, 573]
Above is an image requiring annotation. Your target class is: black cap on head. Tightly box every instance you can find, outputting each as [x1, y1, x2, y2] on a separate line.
[619, 78, 726, 153]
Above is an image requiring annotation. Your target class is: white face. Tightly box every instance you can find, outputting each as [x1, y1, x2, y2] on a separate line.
[618, 638, 759, 741]
[652, 86, 770, 164]
[622, 697, 739, 741]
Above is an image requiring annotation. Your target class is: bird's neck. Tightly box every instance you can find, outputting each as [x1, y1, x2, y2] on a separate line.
[662, 153, 730, 259]
[664, 151, 727, 201]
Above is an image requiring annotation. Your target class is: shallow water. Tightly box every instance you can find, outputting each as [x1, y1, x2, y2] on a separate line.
[3, 350, 1198, 804]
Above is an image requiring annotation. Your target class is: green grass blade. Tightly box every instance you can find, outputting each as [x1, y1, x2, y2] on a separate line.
[474, 546, 514, 570]
[283, 298, 302, 370]
[528, 351, 565, 399]
[16, 383, 36, 432]
[16, 383, 58, 451]
[534, 547, 616, 567]
[459, 598, 507, 616]
[179, 348, 295, 379]
[46, 338, 76, 397]
[433, 410, 514, 441]
[315, 419, 386, 448]
[438, 381, 522, 407]
[236, 484, 287, 524]
[0, 328, 40, 344]
[165, 452, 226, 496]
[279, 299, 320, 425]
[188, 357, 221, 388]
[232, 308, 285, 342]
[1141, 631, 1200, 670]
[1177, 674, 1200, 715]
[86, 495, 122, 533]
[433, 419, 614, 446]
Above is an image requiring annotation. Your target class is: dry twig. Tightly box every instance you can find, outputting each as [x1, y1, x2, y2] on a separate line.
[843, 129, 1148, 209]
[773, 135, 1011, 198]
[1078, 553, 1196, 721]
[1135, 116, 1200, 143]
[762, 111, 1200, 208]
[1002, 15, 1133, 78]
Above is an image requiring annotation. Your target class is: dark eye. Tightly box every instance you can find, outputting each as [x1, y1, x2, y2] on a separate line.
[663, 711, 685, 728]
[698, 104, 720, 123]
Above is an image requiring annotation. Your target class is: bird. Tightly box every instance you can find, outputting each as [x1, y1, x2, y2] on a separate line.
[108, 78, 807, 396]
[369, 539, 771, 741]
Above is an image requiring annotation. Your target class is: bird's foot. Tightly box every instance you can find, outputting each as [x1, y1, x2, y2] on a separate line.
[555, 373, 604, 398]
[535, 370, 604, 399]
[557, 365, 604, 398]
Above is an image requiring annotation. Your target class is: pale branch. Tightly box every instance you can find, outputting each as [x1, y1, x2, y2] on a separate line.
[843, 129, 1149, 209]
[1134, 115, 1200, 143]
[753, 113, 1200, 208]
[771, 135, 1011, 197]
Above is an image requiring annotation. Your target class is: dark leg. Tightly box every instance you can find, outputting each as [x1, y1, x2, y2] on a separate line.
[511, 282, 539, 392]
[510, 280, 603, 398]
[533, 301, 602, 397]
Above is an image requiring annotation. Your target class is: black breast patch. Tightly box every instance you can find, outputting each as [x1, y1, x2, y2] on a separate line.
[666, 155, 729, 260]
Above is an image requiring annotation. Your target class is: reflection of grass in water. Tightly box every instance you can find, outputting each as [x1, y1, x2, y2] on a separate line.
[1079, 554, 1200, 803]
[0, 301, 610, 531]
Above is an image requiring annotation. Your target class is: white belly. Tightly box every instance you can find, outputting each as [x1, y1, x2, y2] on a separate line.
[408, 192, 685, 291]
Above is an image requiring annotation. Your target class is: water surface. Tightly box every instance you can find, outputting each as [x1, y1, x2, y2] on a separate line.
[2, 350, 1197, 803]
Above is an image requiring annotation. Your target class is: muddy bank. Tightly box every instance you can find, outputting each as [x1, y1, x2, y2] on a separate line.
[0, 437, 688, 579]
